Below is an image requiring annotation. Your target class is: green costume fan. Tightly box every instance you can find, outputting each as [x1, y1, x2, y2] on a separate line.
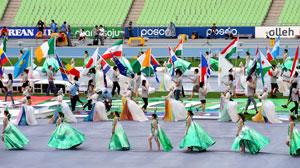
[41, 56, 59, 73]
[167, 57, 191, 74]
[109, 112, 130, 150]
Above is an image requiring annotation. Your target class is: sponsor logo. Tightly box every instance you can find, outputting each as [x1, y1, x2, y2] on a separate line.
[8, 29, 35, 37]
[267, 27, 295, 37]
[206, 28, 238, 37]
[140, 28, 166, 37]
[105, 29, 124, 38]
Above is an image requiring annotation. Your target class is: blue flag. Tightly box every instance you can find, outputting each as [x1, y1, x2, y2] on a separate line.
[56, 54, 69, 81]
[113, 56, 127, 76]
[14, 50, 30, 78]
[271, 34, 280, 59]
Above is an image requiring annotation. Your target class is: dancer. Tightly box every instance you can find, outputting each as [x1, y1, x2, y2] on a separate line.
[82, 80, 94, 111]
[49, 89, 77, 123]
[245, 76, 258, 114]
[289, 83, 299, 117]
[282, 72, 298, 109]
[84, 89, 108, 122]
[235, 62, 247, 93]
[196, 82, 207, 114]
[180, 110, 215, 152]
[286, 115, 300, 156]
[159, 62, 175, 91]
[253, 87, 282, 123]
[232, 113, 270, 154]
[162, 86, 187, 122]
[188, 69, 199, 100]
[270, 65, 279, 98]
[141, 80, 149, 112]
[111, 66, 120, 96]
[109, 111, 130, 150]
[48, 112, 86, 149]
[15, 95, 37, 126]
[2, 110, 29, 150]
[148, 113, 173, 151]
[120, 87, 148, 122]
[219, 87, 238, 122]
[222, 74, 235, 98]
[4, 73, 14, 104]
[23, 80, 32, 105]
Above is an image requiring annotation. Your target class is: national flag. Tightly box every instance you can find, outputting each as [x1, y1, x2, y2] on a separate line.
[266, 46, 274, 76]
[220, 36, 239, 59]
[56, 54, 69, 81]
[259, 50, 272, 86]
[290, 46, 299, 78]
[119, 56, 133, 74]
[132, 48, 152, 73]
[247, 50, 258, 79]
[85, 48, 99, 69]
[14, 50, 30, 78]
[206, 50, 211, 79]
[0, 66, 3, 78]
[34, 38, 55, 62]
[201, 54, 209, 83]
[271, 34, 280, 59]
[150, 53, 160, 83]
[100, 58, 111, 74]
[101, 40, 123, 59]
[173, 39, 183, 56]
[0, 48, 8, 65]
[113, 56, 127, 76]
[218, 54, 233, 86]
[0, 36, 7, 52]
[168, 47, 177, 76]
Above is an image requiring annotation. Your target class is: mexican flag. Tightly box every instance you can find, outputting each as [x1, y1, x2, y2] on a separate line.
[174, 39, 183, 56]
[220, 36, 239, 59]
[0, 36, 7, 52]
[35, 38, 55, 62]
[101, 40, 123, 59]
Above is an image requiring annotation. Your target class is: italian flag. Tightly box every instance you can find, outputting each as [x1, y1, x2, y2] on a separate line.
[0, 36, 7, 52]
[174, 39, 183, 56]
[101, 40, 123, 59]
[220, 36, 239, 59]
[290, 46, 299, 78]
[35, 38, 55, 62]
[131, 48, 151, 73]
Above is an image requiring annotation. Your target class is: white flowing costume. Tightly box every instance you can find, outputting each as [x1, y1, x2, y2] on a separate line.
[56, 95, 77, 123]
[164, 90, 187, 121]
[124, 91, 148, 122]
[258, 92, 282, 123]
[220, 92, 238, 122]
[91, 94, 108, 121]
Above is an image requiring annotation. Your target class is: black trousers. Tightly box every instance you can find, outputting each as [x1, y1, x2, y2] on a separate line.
[291, 101, 299, 114]
[71, 95, 82, 111]
[142, 97, 148, 110]
[112, 81, 120, 96]
[181, 86, 185, 97]
[83, 99, 92, 110]
[104, 100, 112, 111]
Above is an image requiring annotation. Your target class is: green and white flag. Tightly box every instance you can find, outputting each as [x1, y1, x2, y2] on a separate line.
[174, 39, 183, 57]
[0, 36, 7, 52]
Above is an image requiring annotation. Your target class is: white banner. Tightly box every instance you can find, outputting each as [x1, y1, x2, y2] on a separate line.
[255, 26, 300, 38]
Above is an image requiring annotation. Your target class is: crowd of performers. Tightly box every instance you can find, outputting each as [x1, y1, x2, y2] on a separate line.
[1, 50, 300, 156]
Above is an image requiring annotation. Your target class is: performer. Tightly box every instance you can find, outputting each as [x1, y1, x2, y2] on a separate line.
[82, 80, 94, 111]
[84, 89, 108, 122]
[120, 87, 148, 122]
[162, 87, 187, 122]
[282, 72, 298, 109]
[141, 80, 149, 112]
[235, 62, 247, 94]
[135, 71, 142, 101]
[48, 112, 86, 149]
[270, 65, 279, 98]
[219, 87, 238, 122]
[4, 73, 14, 104]
[46, 65, 57, 96]
[232, 113, 270, 154]
[253, 87, 282, 123]
[69, 81, 84, 112]
[188, 69, 199, 100]
[180, 110, 215, 152]
[171, 70, 184, 103]
[23, 80, 32, 105]
[289, 83, 299, 117]
[148, 113, 173, 151]
[111, 66, 120, 96]
[102, 88, 112, 113]
[109, 111, 130, 150]
[2, 110, 29, 150]
[49, 89, 77, 123]
[83, 50, 90, 68]
[222, 74, 235, 98]
[196, 82, 207, 114]
[286, 115, 300, 156]
[15, 95, 38, 126]
[42, 55, 59, 74]
[159, 62, 175, 91]
[244, 76, 258, 114]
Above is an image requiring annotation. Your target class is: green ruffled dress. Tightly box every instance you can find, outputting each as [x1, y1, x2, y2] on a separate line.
[42, 57, 59, 73]
[180, 117, 215, 151]
[231, 120, 270, 154]
[151, 119, 173, 151]
[3, 119, 29, 150]
[109, 118, 130, 150]
[288, 124, 300, 155]
[48, 119, 86, 149]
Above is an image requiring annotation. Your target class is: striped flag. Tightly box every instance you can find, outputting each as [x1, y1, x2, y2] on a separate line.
[290, 46, 299, 78]
[56, 54, 80, 81]
[0, 36, 7, 52]
[0, 48, 8, 65]
[220, 36, 239, 59]
[201, 54, 209, 83]
[168, 47, 178, 76]
[56, 54, 69, 81]
[102, 40, 123, 59]
[100, 58, 111, 74]
[35, 38, 55, 62]
[174, 39, 183, 56]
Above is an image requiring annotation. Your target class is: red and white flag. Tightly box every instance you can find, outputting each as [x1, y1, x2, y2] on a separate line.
[86, 48, 99, 69]
[266, 46, 274, 76]
[290, 46, 299, 78]
[101, 40, 123, 59]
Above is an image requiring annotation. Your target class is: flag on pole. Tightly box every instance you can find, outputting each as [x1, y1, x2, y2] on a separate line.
[173, 39, 183, 57]
[150, 53, 160, 83]
[258, 50, 272, 86]
[100, 58, 111, 74]
[218, 54, 233, 86]
[168, 47, 178, 76]
[132, 48, 151, 73]
[247, 50, 258, 79]
[14, 50, 30, 78]
[206, 50, 211, 79]
[271, 34, 280, 59]
[101, 40, 123, 59]
[56, 54, 69, 81]
[0, 36, 7, 52]
[0, 66, 3, 78]
[266, 46, 274, 62]
[113, 56, 127, 76]
[290, 46, 299, 78]
[220, 36, 239, 59]
[201, 54, 209, 83]
[0, 48, 8, 65]
[35, 38, 55, 62]
[85, 48, 99, 69]
[56, 54, 80, 80]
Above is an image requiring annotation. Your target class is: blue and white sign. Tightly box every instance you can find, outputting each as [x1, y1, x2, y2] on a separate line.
[0, 27, 51, 38]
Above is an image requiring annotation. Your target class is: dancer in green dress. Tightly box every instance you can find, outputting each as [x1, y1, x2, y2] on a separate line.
[2, 110, 29, 150]
[286, 115, 300, 156]
[109, 111, 130, 150]
[148, 113, 173, 151]
[232, 113, 270, 154]
[180, 110, 215, 152]
[48, 112, 86, 149]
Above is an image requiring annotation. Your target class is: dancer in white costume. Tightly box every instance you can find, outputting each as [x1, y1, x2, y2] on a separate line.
[15, 95, 38, 126]
[158, 62, 175, 91]
[255, 87, 282, 123]
[84, 89, 108, 121]
[219, 87, 238, 122]
[162, 87, 187, 121]
[120, 87, 148, 122]
[235, 62, 247, 94]
[50, 89, 77, 123]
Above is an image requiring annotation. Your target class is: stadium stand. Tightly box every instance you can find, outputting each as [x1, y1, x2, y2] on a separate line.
[14, 0, 133, 26]
[0, 0, 9, 20]
[136, 0, 272, 27]
[278, 0, 300, 26]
